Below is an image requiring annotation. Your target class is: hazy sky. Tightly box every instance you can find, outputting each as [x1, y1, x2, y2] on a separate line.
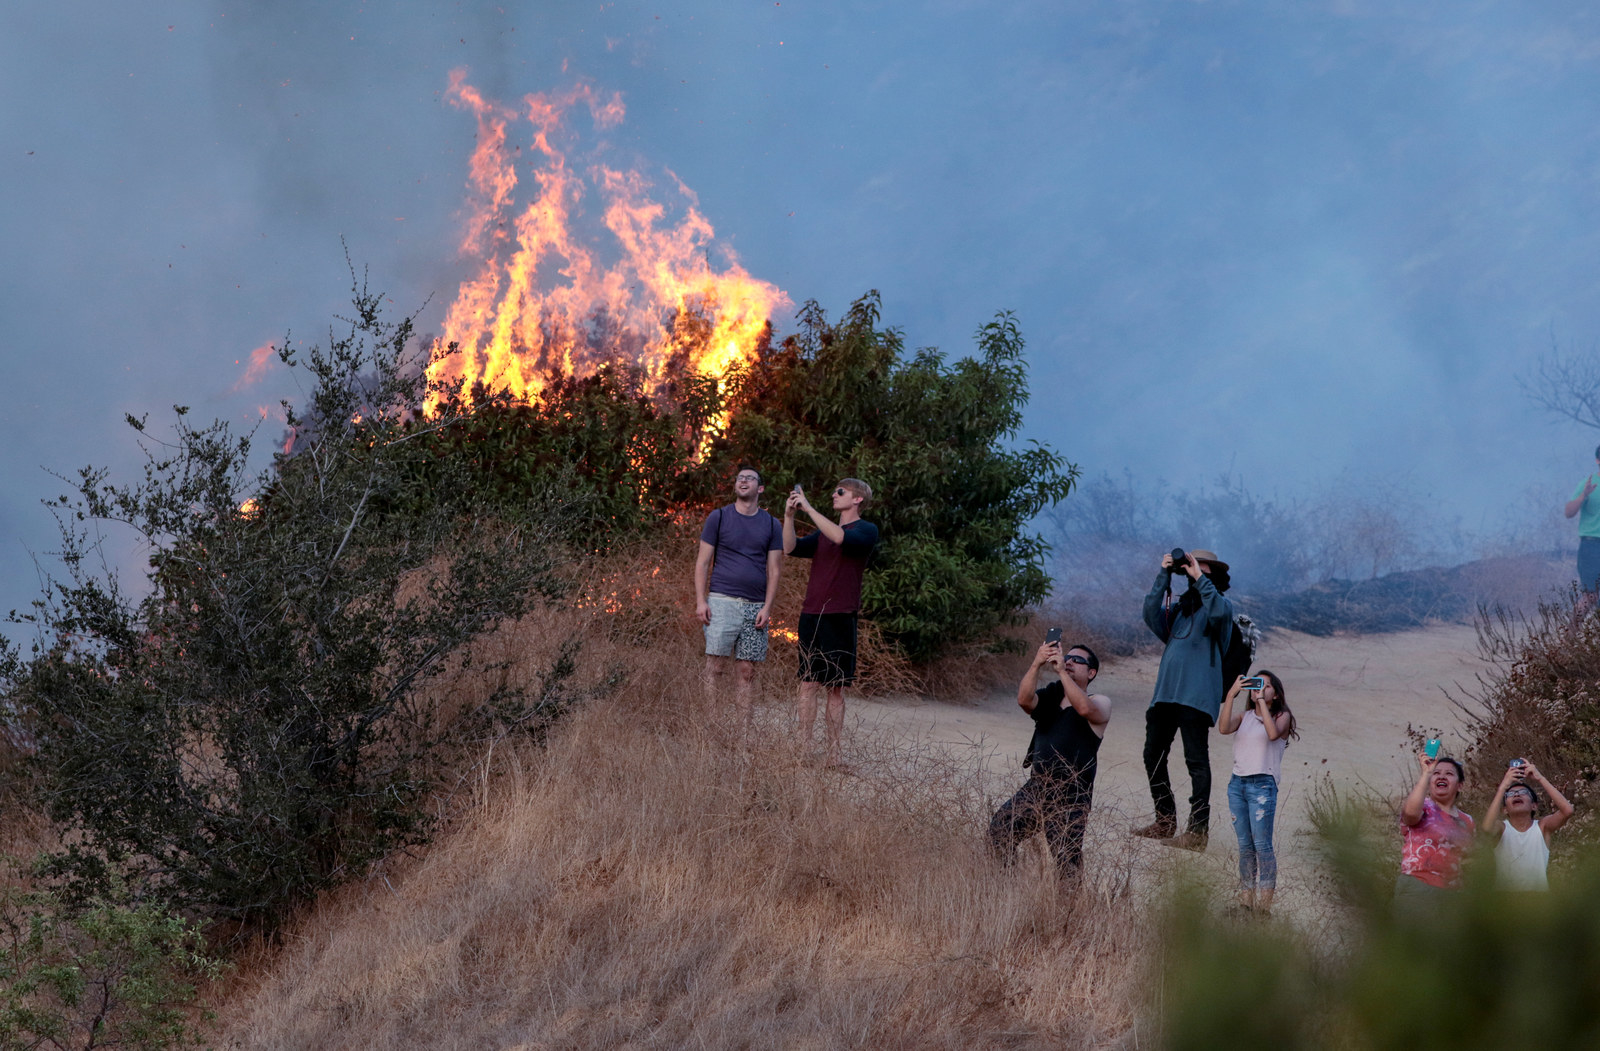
[5, 1, 1600, 635]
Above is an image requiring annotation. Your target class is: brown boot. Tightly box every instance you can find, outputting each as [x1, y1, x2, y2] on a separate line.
[1167, 830, 1209, 852]
[1131, 819, 1177, 839]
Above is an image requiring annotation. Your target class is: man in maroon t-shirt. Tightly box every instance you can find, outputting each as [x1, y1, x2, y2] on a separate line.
[783, 477, 880, 766]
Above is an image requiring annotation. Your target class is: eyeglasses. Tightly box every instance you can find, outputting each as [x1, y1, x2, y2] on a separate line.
[834, 487, 848, 496]
[1061, 654, 1090, 666]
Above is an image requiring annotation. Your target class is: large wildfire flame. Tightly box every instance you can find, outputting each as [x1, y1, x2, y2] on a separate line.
[426, 72, 788, 417]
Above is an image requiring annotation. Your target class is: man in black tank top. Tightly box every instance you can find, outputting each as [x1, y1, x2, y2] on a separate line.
[987, 639, 1111, 876]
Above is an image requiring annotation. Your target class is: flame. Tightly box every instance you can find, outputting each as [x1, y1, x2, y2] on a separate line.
[426, 72, 788, 423]
[238, 497, 261, 519]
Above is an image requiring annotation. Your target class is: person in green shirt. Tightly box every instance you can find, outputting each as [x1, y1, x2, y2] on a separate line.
[1563, 444, 1600, 615]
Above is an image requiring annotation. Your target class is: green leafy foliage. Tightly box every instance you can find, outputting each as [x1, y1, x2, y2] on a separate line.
[404, 364, 720, 542]
[8, 276, 573, 930]
[1160, 848, 1600, 1048]
[0, 885, 220, 1051]
[711, 292, 1074, 661]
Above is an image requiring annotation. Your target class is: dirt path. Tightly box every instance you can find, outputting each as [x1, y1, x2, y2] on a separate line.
[851, 623, 1488, 912]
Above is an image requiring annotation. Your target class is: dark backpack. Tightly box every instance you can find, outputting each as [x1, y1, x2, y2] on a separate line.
[1220, 611, 1260, 690]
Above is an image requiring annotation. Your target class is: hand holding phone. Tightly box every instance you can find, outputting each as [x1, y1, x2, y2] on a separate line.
[1424, 738, 1442, 759]
[1240, 676, 1265, 691]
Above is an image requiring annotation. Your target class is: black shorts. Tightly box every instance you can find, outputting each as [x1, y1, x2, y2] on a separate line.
[797, 612, 858, 686]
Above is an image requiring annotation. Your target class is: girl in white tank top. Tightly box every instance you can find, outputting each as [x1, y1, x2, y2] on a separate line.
[1482, 760, 1575, 891]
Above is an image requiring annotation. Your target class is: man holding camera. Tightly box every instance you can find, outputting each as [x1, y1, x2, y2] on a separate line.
[784, 478, 879, 766]
[987, 636, 1110, 877]
[1133, 548, 1235, 850]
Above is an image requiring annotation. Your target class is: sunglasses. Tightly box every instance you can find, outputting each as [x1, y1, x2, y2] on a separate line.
[833, 487, 849, 496]
[1061, 654, 1090, 666]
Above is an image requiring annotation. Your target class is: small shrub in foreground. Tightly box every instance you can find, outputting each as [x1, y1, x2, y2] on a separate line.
[0, 884, 221, 1051]
[1162, 845, 1600, 1048]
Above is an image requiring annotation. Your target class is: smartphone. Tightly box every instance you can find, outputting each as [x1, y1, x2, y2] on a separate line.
[1044, 627, 1062, 646]
[792, 484, 802, 493]
[1424, 738, 1442, 759]
[1240, 676, 1265, 691]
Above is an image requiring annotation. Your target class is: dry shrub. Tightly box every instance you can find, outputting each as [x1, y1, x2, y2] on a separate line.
[1453, 590, 1600, 851]
[216, 647, 1148, 1049]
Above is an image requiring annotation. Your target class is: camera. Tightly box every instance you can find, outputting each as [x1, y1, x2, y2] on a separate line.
[1169, 547, 1187, 568]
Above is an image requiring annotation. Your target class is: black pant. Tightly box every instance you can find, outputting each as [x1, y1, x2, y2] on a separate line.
[1143, 702, 1213, 835]
[987, 772, 1093, 874]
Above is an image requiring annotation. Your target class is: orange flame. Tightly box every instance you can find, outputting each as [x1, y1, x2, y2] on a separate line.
[426, 72, 788, 420]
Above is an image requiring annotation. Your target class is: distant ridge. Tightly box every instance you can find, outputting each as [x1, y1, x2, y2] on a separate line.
[1242, 554, 1571, 636]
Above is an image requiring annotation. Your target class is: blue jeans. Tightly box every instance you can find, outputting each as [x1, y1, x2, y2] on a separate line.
[1227, 773, 1278, 890]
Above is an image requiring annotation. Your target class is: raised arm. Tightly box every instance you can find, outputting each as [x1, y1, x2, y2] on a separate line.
[1016, 641, 1058, 713]
[1060, 662, 1110, 731]
[1482, 765, 1516, 836]
[1192, 571, 1231, 634]
[1566, 477, 1596, 518]
[1142, 556, 1175, 640]
[801, 497, 844, 544]
[1218, 675, 1247, 735]
[1528, 762, 1576, 834]
[783, 492, 799, 554]
[1402, 753, 1437, 827]
[1261, 695, 1290, 742]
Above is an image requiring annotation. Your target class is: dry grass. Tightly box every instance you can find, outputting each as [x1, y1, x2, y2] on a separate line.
[216, 715, 1147, 1048]
[209, 553, 1152, 1049]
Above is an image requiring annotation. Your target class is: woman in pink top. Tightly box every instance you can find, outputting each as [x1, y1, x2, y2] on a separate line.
[1396, 752, 1474, 916]
[1218, 670, 1296, 917]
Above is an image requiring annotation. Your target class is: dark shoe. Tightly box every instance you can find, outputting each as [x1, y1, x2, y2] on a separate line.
[1223, 903, 1254, 920]
[1131, 820, 1177, 840]
[1168, 831, 1208, 852]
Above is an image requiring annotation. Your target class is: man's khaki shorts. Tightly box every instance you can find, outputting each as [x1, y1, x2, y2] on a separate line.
[704, 594, 769, 662]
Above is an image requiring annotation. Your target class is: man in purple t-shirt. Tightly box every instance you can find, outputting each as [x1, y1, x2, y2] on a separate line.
[784, 477, 880, 766]
[695, 464, 783, 722]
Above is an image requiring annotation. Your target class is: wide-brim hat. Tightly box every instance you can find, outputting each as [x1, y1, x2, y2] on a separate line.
[1189, 549, 1229, 573]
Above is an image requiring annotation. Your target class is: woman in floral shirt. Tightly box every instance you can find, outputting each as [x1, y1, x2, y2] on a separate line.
[1395, 752, 1475, 917]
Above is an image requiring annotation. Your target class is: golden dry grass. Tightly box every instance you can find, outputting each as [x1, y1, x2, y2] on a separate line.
[216, 710, 1147, 1049]
[208, 532, 1151, 1049]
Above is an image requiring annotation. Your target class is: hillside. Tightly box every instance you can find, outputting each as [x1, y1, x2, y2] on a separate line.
[209, 619, 1488, 1048]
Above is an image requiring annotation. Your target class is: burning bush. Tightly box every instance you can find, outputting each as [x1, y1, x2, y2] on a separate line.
[404, 290, 1073, 664]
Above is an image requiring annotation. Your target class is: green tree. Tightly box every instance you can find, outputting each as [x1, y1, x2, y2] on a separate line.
[711, 292, 1075, 661]
[8, 277, 573, 929]
[0, 885, 220, 1051]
